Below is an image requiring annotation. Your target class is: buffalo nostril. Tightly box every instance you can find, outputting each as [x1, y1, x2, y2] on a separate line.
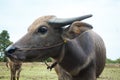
[5, 45, 17, 54]
[7, 48, 16, 53]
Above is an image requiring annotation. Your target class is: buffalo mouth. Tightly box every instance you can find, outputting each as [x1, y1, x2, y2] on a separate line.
[5, 53, 24, 61]
[5, 50, 49, 62]
[5, 51, 26, 62]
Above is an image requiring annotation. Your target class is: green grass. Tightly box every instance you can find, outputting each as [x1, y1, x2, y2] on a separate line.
[0, 62, 120, 80]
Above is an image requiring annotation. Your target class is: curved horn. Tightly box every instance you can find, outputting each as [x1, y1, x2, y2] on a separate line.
[48, 14, 92, 26]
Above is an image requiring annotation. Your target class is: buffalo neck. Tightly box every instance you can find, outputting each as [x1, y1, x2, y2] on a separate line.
[58, 33, 95, 76]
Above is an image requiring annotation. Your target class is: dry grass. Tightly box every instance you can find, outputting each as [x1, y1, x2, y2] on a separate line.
[0, 62, 120, 80]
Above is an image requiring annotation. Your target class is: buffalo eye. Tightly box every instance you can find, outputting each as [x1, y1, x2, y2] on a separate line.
[38, 26, 48, 34]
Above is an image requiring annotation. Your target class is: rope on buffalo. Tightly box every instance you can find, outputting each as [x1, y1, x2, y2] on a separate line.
[16, 37, 67, 70]
[44, 44, 65, 71]
[17, 42, 64, 51]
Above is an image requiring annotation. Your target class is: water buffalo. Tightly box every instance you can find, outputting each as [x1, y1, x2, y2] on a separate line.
[6, 57, 22, 80]
[5, 14, 106, 80]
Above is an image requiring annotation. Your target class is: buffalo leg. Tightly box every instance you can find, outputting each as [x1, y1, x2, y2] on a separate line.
[54, 65, 72, 80]
[16, 69, 21, 80]
[10, 68, 16, 80]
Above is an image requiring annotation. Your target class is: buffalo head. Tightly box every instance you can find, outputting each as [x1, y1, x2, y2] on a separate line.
[5, 14, 92, 62]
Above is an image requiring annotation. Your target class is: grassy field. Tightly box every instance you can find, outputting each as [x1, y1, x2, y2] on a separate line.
[0, 62, 120, 80]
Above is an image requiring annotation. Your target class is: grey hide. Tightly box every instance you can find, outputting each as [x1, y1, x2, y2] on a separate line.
[5, 15, 106, 80]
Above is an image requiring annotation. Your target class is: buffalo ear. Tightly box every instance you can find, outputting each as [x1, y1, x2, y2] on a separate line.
[62, 21, 93, 39]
